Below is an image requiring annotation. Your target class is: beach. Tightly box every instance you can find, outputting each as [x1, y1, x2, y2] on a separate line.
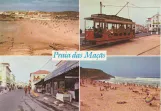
[80, 79, 160, 111]
[0, 19, 79, 55]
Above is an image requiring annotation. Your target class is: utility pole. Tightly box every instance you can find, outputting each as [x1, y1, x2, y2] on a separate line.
[100, 2, 102, 14]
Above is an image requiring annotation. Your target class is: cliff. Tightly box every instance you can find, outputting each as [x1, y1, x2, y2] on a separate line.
[80, 67, 115, 80]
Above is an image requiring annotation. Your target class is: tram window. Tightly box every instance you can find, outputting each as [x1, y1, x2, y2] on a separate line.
[94, 22, 104, 29]
[127, 24, 131, 28]
[124, 24, 126, 29]
[100, 22, 105, 29]
[85, 20, 93, 30]
[105, 23, 108, 29]
[108, 23, 113, 29]
[95, 22, 99, 28]
[116, 24, 119, 29]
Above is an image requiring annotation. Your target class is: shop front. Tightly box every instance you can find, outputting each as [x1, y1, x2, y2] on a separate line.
[35, 79, 46, 94]
[44, 61, 79, 103]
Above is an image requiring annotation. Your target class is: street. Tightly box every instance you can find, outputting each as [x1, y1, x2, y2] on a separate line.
[81, 34, 160, 55]
[0, 89, 53, 111]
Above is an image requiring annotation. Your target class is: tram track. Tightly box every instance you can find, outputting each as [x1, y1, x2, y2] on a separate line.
[80, 35, 160, 56]
[80, 34, 154, 50]
[81, 39, 134, 50]
[137, 45, 160, 56]
[80, 34, 157, 50]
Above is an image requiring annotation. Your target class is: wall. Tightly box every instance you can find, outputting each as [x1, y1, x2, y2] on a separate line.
[31, 73, 48, 90]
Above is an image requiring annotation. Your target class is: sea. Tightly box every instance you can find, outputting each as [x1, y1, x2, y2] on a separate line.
[101, 76, 160, 87]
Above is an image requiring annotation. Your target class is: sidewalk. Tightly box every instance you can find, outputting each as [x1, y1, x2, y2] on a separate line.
[30, 92, 79, 111]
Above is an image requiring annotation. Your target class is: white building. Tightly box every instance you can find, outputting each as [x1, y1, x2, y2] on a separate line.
[0, 63, 11, 87]
[16, 81, 27, 88]
[30, 70, 50, 90]
[146, 14, 161, 32]
[0, 12, 3, 14]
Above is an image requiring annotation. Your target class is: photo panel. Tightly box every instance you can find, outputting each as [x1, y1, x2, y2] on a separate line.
[80, 0, 160, 56]
[0, 0, 79, 55]
[0, 56, 79, 111]
[80, 56, 160, 111]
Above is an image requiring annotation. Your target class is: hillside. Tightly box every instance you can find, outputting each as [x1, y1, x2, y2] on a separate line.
[80, 67, 115, 80]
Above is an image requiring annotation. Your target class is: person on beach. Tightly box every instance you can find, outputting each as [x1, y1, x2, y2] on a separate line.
[24, 86, 28, 96]
[156, 84, 158, 91]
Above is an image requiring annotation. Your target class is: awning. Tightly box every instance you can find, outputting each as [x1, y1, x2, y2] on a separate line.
[34, 79, 44, 85]
[44, 61, 79, 81]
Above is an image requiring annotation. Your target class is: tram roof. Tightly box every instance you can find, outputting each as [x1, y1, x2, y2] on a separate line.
[84, 14, 135, 24]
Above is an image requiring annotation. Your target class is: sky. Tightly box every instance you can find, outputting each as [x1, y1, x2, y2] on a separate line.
[0, 56, 58, 83]
[0, 0, 79, 12]
[80, 0, 161, 30]
[80, 57, 160, 78]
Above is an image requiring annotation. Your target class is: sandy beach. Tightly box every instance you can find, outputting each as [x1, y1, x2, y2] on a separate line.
[0, 19, 79, 55]
[80, 79, 160, 111]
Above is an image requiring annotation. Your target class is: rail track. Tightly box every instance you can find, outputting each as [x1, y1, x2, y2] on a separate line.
[80, 34, 154, 50]
[137, 45, 160, 56]
[80, 35, 160, 56]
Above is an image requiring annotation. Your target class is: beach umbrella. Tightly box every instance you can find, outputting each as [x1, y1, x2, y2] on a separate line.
[145, 95, 154, 103]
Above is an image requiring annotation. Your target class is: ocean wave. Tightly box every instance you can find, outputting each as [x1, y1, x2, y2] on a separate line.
[106, 76, 160, 86]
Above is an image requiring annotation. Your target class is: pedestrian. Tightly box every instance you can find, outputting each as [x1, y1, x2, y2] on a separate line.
[74, 79, 79, 102]
[28, 86, 31, 94]
[24, 86, 27, 96]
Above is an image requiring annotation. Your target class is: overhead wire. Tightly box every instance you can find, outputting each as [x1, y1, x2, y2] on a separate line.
[102, 4, 160, 9]
[38, 58, 52, 71]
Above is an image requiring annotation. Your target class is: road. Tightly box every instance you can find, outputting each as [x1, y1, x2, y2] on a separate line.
[0, 89, 52, 111]
[81, 35, 160, 56]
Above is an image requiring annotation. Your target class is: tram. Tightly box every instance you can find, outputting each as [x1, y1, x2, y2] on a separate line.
[84, 14, 135, 45]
